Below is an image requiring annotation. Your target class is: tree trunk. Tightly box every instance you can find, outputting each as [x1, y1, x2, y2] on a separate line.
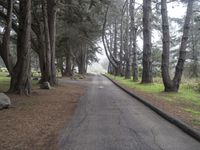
[38, 34, 49, 84]
[119, 10, 124, 77]
[76, 45, 87, 75]
[161, 0, 174, 91]
[142, 0, 153, 83]
[173, 0, 194, 91]
[59, 57, 64, 76]
[190, 16, 199, 78]
[124, 1, 131, 79]
[47, 0, 57, 85]
[0, 0, 14, 75]
[102, 7, 118, 70]
[9, 0, 32, 95]
[41, 0, 52, 84]
[161, 0, 194, 92]
[64, 46, 72, 77]
[130, 0, 138, 81]
[41, 0, 57, 85]
[113, 20, 119, 76]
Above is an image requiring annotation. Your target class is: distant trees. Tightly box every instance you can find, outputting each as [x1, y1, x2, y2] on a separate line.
[56, 0, 103, 75]
[0, 0, 198, 95]
[187, 4, 200, 78]
[0, 0, 106, 95]
[102, 0, 142, 80]
[104, 0, 198, 92]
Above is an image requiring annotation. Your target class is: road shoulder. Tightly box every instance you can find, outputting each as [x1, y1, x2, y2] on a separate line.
[104, 74, 200, 142]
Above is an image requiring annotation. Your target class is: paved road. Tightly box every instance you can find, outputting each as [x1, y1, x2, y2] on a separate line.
[59, 74, 200, 150]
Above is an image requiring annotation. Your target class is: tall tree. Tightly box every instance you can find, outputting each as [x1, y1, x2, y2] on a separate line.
[187, 11, 200, 78]
[129, 0, 138, 81]
[40, 0, 57, 85]
[0, 0, 14, 75]
[142, 0, 153, 83]
[161, 0, 194, 92]
[9, 0, 32, 95]
[124, 0, 131, 79]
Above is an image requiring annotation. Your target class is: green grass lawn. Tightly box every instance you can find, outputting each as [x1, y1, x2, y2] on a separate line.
[0, 72, 11, 92]
[0, 72, 38, 92]
[106, 74, 200, 126]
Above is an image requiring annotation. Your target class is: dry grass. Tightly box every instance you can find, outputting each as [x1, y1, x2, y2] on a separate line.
[0, 84, 84, 150]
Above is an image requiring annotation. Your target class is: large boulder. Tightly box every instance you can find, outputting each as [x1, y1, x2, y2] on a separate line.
[0, 93, 11, 110]
[40, 82, 51, 90]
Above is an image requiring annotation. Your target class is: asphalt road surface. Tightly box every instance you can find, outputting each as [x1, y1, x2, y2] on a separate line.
[59, 74, 200, 150]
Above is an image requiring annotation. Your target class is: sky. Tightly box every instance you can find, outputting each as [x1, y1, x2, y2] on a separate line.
[88, 1, 187, 74]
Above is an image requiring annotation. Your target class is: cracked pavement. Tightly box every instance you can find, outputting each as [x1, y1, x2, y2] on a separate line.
[59, 74, 200, 150]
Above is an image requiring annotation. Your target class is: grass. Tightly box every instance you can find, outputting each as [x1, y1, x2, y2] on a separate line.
[0, 72, 39, 92]
[193, 120, 200, 126]
[106, 73, 200, 128]
[184, 108, 200, 116]
[107, 74, 200, 105]
[0, 72, 11, 91]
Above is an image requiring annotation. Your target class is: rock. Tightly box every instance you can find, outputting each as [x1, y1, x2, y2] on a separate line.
[0, 93, 11, 110]
[40, 82, 51, 90]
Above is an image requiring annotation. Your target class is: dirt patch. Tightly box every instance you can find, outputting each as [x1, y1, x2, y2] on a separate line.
[0, 84, 84, 150]
[114, 81, 200, 130]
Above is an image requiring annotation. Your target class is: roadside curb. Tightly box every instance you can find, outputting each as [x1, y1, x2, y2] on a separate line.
[103, 74, 200, 142]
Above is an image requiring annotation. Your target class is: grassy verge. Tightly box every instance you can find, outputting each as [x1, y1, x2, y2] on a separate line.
[0, 72, 10, 92]
[106, 74, 200, 128]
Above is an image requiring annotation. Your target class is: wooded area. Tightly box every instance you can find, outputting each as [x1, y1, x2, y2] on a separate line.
[0, 0, 199, 96]
[0, 0, 107, 95]
[104, 0, 200, 92]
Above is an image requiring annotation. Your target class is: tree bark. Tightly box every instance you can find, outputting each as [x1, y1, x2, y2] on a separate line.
[119, 14, 124, 76]
[76, 45, 87, 75]
[64, 45, 73, 76]
[41, 0, 52, 84]
[0, 0, 14, 75]
[9, 0, 32, 95]
[190, 17, 199, 78]
[130, 0, 138, 81]
[124, 0, 131, 79]
[173, 0, 194, 90]
[161, 0, 194, 92]
[113, 20, 119, 76]
[47, 0, 57, 85]
[142, 0, 153, 83]
[102, 7, 118, 70]
[40, 0, 57, 85]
